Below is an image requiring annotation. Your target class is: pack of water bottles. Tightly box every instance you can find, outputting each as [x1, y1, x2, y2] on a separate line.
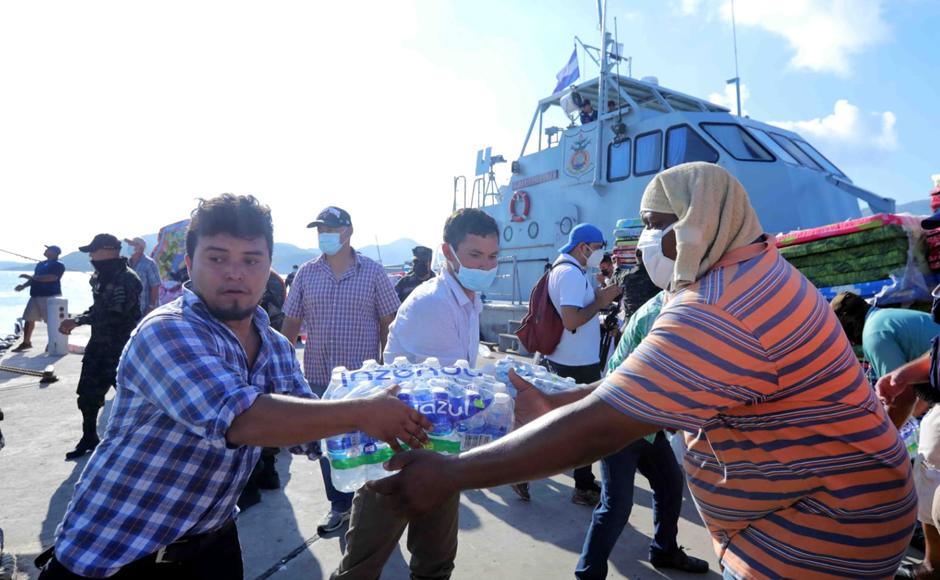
[322, 357, 515, 492]
[482, 356, 579, 396]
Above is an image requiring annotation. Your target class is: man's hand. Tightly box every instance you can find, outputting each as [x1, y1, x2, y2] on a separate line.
[14, 284, 25, 292]
[18, 274, 31, 280]
[359, 385, 432, 452]
[595, 284, 622, 305]
[59, 319, 78, 335]
[509, 369, 552, 426]
[367, 449, 460, 518]
[876, 367, 922, 406]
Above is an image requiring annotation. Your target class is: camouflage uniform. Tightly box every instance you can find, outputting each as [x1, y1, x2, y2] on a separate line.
[73, 260, 142, 413]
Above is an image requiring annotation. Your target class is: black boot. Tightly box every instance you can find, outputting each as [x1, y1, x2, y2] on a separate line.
[65, 409, 100, 461]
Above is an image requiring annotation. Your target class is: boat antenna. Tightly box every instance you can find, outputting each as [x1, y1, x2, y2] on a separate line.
[374, 236, 383, 264]
[727, 0, 742, 117]
[613, 16, 622, 120]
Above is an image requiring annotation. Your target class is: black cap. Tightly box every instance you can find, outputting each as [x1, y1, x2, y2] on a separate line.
[924, 209, 940, 230]
[78, 233, 121, 253]
[412, 246, 432, 260]
[45, 245, 62, 255]
[307, 206, 352, 228]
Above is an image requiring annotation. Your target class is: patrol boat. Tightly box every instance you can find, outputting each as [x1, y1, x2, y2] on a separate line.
[455, 29, 897, 346]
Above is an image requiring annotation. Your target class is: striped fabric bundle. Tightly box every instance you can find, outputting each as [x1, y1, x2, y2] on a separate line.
[925, 229, 940, 271]
[779, 225, 911, 288]
[612, 218, 643, 269]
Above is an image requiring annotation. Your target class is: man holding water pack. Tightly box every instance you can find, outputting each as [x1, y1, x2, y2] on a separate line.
[332, 208, 499, 580]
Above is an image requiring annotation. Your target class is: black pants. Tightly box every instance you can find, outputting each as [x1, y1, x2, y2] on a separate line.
[543, 359, 602, 490]
[38, 523, 243, 580]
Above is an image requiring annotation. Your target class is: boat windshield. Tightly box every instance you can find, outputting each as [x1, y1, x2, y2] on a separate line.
[699, 123, 773, 162]
[791, 140, 847, 178]
[748, 128, 799, 165]
[768, 133, 824, 171]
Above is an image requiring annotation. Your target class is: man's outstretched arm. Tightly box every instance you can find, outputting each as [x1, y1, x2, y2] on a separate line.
[370, 391, 658, 517]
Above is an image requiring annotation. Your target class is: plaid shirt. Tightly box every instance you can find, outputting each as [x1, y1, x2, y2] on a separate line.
[53, 289, 317, 578]
[284, 251, 400, 388]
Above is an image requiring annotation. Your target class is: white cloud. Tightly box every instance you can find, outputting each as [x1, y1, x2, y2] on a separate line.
[770, 99, 898, 153]
[708, 82, 750, 116]
[685, 0, 890, 76]
[679, 0, 704, 16]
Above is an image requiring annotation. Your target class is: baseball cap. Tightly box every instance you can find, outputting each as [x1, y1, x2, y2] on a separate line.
[78, 233, 122, 253]
[923, 209, 940, 230]
[123, 236, 146, 249]
[307, 206, 352, 228]
[559, 223, 606, 254]
[44, 245, 62, 255]
[412, 246, 432, 260]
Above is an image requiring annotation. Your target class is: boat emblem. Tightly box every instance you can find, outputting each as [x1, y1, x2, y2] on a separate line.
[563, 128, 595, 178]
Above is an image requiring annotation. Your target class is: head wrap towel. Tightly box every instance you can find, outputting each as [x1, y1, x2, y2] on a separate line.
[639, 162, 764, 290]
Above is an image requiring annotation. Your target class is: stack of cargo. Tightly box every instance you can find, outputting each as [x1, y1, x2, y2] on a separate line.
[776, 213, 926, 302]
[924, 175, 940, 271]
[611, 217, 642, 271]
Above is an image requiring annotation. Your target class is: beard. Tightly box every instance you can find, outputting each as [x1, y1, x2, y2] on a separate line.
[205, 303, 257, 322]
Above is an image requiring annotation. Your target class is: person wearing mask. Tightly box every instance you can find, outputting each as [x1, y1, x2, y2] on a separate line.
[334, 209, 499, 580]
[58, 234, 142, 460]
[545, 223, 622, 505]
[37, 195, 429, 579]
[373, 162, 916, 580]
[12, 245, 66, 352]
[280, 206, 401, 535]
[123, 237, 161, 316]
[395, 246, 435, 303]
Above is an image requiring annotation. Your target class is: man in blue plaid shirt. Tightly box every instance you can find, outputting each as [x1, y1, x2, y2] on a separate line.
[38, 194, 431, 579]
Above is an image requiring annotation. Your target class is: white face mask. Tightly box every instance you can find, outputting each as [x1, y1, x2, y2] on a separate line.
[636, 223, 676, 289]
[318, 232, 344, 256]
[585, 247, 605, 269]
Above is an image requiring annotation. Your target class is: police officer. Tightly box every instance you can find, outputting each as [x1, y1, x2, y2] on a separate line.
[59, 234, 142, 461]
[395, 246, 434, 302]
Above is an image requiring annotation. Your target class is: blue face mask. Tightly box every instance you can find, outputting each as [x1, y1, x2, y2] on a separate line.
[450, 245, 497, 292]
[318, 232, 344, 256]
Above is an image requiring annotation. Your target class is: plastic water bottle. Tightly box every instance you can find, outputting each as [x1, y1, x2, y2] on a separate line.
[900, 419, 920, 458]
[325, 432, 364, 492]
[486, 393, 514, 439]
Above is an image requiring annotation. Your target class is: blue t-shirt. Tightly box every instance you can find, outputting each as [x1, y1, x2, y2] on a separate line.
[862, 307, 940, 378]
[30, 259, 65, 297]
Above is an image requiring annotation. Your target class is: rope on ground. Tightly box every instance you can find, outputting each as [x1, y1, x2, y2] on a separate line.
[0, 364, 58, 383]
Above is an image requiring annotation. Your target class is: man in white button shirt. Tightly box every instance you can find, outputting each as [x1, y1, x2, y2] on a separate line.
[333, 208, 499, 580]
[546, 223, 622, 506]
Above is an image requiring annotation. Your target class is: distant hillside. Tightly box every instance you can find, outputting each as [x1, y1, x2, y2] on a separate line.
[3, 237, 425, 273]
[862, 199, 931, 217]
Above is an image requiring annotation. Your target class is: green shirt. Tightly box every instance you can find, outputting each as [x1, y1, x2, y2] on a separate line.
[863, 306, 940, 379]
[606, 291, 666, 442]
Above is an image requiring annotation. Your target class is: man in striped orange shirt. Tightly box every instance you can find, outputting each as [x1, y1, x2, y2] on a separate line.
[373, 163, 916, 580]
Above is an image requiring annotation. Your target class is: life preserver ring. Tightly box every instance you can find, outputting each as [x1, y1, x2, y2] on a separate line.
[509, 190, 530, 223]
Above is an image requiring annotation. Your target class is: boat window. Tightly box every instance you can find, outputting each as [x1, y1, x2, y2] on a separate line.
[634, 130, 663, 176]
[699, 123, 774, 162]
[607, 139, 631, 182]
[748, 127, 799, 164]
[792, 140, 847, 178]
[665, 125, 719, 168]
[768, 133, 824, 171]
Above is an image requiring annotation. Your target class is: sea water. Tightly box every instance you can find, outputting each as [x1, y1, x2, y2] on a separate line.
[0, 271, 93, 335]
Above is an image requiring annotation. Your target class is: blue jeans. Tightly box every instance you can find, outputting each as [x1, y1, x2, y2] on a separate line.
[575, 431, 684, 579]
[319, 456, 353, 513]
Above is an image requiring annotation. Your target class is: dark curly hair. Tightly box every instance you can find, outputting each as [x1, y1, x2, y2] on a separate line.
[186, 194, 274, 258]
[443, 208, 499, 250]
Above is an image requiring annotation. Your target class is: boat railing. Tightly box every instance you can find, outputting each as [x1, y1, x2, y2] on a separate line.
[452, 172, 501, 211]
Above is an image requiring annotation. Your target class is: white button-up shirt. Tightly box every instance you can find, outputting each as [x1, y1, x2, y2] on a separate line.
[384, 267, 483, 367]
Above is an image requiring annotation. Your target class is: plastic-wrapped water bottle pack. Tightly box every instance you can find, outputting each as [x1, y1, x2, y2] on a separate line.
[481, 356, 579, 396]
[322, 357, 515, 492]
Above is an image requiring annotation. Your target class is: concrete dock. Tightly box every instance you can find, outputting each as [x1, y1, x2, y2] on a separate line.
[0, 322, 730, 579]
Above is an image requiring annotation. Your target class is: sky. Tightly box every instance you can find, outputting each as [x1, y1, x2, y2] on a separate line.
[1, 0, 937, 259]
